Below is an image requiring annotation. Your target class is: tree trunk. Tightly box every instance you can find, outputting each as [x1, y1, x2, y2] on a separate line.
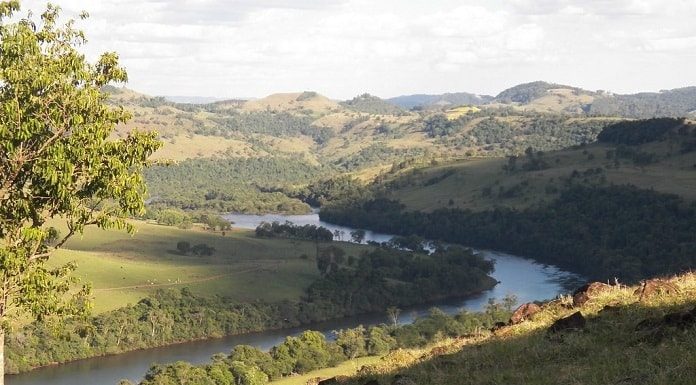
[1, 329, 5, 385]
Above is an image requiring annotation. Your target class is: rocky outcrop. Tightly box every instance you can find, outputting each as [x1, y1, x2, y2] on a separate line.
[634, 278, 680, 301]
[509, 303, 542, 324]
[572, 282, 611, 307]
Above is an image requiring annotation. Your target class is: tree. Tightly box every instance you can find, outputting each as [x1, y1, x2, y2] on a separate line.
[386, 306, 401, 328]
[0, 2, 160, 382]
[350, 229, 366, 243]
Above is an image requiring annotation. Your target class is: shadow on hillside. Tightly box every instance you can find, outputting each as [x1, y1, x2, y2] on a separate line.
[350, 289, 696, 385]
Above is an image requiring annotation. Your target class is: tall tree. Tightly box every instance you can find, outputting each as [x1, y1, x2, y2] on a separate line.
[0, 2, 160, 382]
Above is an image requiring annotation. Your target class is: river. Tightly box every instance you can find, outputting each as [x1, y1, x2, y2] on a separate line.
[7, 212, 583, 385]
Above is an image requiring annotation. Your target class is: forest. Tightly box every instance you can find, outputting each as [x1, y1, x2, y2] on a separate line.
[320, 184, 696, 282]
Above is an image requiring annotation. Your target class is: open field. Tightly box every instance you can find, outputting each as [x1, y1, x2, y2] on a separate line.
[47, 220, 369, 313]
[387, 140, 696, 212]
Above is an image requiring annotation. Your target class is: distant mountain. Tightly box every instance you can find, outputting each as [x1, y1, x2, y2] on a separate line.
[164, 95, 228, 104]
[387, 92, 493, 110]
[494, 81, 590, 104]
[341, 93, 406, 115]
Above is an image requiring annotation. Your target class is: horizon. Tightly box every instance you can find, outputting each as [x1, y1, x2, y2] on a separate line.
[141, 80, 696, 102]
[19, 0, 696, 100]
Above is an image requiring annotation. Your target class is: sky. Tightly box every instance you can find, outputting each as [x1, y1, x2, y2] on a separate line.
[18, 0, 696, 99]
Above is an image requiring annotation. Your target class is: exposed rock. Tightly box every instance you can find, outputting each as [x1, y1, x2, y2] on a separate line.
[391, 375, 417, 385]
[637, 306, 696, 331]
[509, 303, 542, 324]
[634, 278, 680, 301]
[572, 282, 611, 307]
[548, 311, 586, 333]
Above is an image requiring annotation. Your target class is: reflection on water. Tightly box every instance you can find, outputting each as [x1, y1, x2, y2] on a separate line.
[7, 213, 583, 385]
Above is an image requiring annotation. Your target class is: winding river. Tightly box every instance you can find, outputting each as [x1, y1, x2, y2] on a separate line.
[7, 212, 583, 385]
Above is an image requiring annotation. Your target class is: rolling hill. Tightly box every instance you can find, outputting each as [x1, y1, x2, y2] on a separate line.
[103, 82, 696, 215]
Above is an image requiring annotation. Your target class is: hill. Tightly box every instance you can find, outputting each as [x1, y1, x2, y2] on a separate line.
[387, 92, 493, 110]
[339, 273, 696, 385]
[341, 93, 406, 115]
[103, 83, 696, 216]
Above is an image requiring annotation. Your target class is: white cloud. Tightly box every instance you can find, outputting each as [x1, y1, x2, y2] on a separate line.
[15, 0, 696, 98]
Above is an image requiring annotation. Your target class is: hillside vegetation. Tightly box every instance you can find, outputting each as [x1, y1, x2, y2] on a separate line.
[341, 273, 696, 385]
[320, 119, 696, 282]
[103, 82, 695, 215]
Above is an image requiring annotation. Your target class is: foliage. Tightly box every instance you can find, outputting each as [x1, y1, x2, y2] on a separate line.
[305, 246, 496, 315]
[321, 185, 696, 282]
[589, 87, 696, 118]
[255, 221, 334, 242]
[134, 298, 513, 385]
[340, 94, 405, 115]
[597, 117, 689, 145]
[145, 156, 324, 214]
[0, 0, 159, 350]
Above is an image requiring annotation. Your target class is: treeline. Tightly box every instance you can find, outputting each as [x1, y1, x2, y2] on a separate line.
[132, 302, 514, 385]
[255, 221, 334, 242]
[282, 175, 371, 207]
[597, 117, 693, 145]
[6, 247, 496, 374]
[5, 289, 341, 374]
[589, 87, 696, 118]
[321, 185, 696, 282]
[145, 156, 327, 214]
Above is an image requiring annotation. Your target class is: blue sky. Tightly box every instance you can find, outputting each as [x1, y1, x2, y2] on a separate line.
[19, 0, 696, 99]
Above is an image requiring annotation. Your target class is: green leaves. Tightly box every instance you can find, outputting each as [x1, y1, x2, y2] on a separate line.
[0, 2, 161, 328]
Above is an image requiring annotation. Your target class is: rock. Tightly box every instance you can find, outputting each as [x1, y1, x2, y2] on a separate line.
[391, 375, 417, 385]
[509, 303, 542, 324]
[572, 282, 611, 307]
[548, 311, 586, 333]
[634, 278, 680, 300]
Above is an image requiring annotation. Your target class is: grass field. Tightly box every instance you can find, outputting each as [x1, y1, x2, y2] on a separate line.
[387, 140, 696, 212]
[47, 220, 369, 313]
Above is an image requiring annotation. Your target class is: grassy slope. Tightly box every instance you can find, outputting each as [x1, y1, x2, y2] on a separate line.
[305, 274, 696, 385]
[385, 139, 696, 212]
[47, 220, 368, 313]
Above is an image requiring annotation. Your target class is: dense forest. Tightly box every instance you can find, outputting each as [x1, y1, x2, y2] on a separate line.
[321, 185, 696, 282]
[5, 246, 495, 373]
[144, 156, 328, 214]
